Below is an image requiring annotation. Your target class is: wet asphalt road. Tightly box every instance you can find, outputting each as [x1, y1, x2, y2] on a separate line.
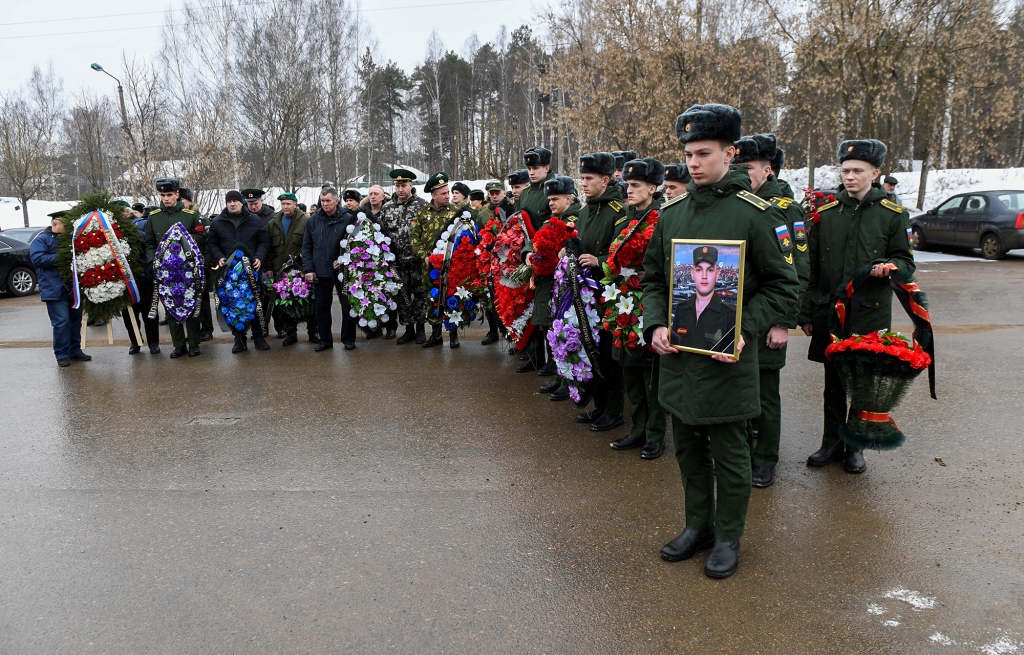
[0, 256, 1022, 654]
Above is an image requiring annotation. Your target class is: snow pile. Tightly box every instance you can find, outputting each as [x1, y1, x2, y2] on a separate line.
[780, 167, 1024, 212]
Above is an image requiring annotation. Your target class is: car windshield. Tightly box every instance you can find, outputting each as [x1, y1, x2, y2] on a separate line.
[2, 229, 38, 242]
[996, 193, 1024, 211]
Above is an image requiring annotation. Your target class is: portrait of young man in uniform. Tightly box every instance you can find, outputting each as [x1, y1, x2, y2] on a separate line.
[670, 243, 743, 357]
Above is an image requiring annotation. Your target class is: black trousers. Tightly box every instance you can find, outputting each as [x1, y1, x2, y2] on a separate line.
[125, 277, 161, 347]
[315, 276, 356, 345]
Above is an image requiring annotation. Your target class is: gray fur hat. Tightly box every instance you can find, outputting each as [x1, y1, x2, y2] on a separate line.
[733, 134, 778, 165]
[621, 158, 666, 186]
[544, 175, 576, 196]
[675, 104, 742, 145]
[579, 152, 616, 176]
[838, 139, 887, 168]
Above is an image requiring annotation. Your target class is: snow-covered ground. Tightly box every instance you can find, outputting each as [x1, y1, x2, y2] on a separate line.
[0, 197, 76, 230]
[780, 166, 1024, 212]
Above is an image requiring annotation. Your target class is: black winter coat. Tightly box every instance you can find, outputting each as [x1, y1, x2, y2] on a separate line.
[302, 207, 356, 278]
[208, 207, 271, 264]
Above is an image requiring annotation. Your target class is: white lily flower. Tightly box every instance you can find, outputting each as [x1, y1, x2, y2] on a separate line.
[615, 295, 635, 315]
[620, 266, 637, 278]
[602, 284, 620, 303]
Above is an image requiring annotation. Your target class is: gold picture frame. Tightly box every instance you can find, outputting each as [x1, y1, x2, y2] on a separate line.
[668, 239, 746, 360]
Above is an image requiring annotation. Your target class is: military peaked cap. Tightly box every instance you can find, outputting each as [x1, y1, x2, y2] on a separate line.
[664, 163, 692, 184]
[838, 139, 887, 168]
[155, 177, 180, 193]
[523, 147, 552, 167]
[693, 245, 719, 266]
[621, 158, 666, 186]
[544, 175, 576, 196]
[579, 152, 616, 177]
[425, 172, 450, 193]
[733, 134, 778, 165]
[389, 168, 416, 182]
[48, 210, 67, 219]
[241, 188, 265, 201]
[675, 104, 742, 145]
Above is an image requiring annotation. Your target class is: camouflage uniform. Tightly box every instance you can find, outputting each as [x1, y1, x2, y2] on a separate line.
[379, 193, 427, 326]
[410, 201, 462, 326]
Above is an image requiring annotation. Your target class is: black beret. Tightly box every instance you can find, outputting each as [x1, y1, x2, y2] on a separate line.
[884, 175, 899, 186]
[579, 152, 616, 176]
[613, 152, 626, 169]
[343, 189, 361, 202]
[772, 147, 785, 174]
[620, 150, 638, 162]
[664, 163, 691, 184]
[155, 177, 180, 193]
[733, 134, 777, 165]
[469, 189, 485, 202]
[621, 158, 666, 186]
[451, 181, 471, 197]
[544, 175, 576, 196]
[178, 186, 193, 202]
[507, 169, 530, 186]
[675, 104, 742, 145]
[225, 190, 244, 203]
[523, 146, 552, 166]
[838, 139, 887, 168]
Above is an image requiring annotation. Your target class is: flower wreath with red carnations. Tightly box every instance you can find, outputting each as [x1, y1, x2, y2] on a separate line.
[599, 208, 660, 353]
[489, 210, 536, 347]
[474, 217, 502, 313]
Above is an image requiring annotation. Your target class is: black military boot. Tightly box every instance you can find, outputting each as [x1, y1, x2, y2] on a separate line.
[414, 323, 427, 344]
[397, 324, 417, 344]
[449, 330, 460, 349]
[422, 324, 443, 348]
[704, 540, 741, 579]
[481, 330, 499, 345]
[661, 527, 715, 562]
[232, 334, 247, 353]
[806, 441, 845, 467]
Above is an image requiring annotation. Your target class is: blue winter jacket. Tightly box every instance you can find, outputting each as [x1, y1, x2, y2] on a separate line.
[29, 228, 68, 302]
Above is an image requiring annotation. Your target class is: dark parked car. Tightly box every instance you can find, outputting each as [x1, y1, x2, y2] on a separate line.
[0, 227, 46, 245]
[0, 236, 37, 296]
[910, 190, 1024, 259]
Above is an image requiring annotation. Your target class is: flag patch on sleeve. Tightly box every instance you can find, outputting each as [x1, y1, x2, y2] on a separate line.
[775, 224, 792, 252]
[794, 221, 806, 242]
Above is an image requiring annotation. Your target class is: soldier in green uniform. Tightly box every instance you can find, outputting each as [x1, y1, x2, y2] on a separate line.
[574, 152, 628, 433]
[410, 172, 463, 349]
[642, 104, 799, 578]
[733, 134, 811, 488]
[517, 147, 556, 230]
[267, 192, 316, 346]
[481, 180, 511, 227]
[799, 139, 915, 474]
[506, 169, 529, 204]
[670, 247, 737, 351]
[609, 157, 667, 459]
[380, 168, 428, 345]
[663, 163, 691, 200]
[144, 177, 208, 358]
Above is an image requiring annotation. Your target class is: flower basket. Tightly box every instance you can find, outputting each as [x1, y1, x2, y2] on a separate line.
[600, 209, 659, 354]
[216, 249, 265, 332]
[153, 222, 205, 323]
[273, 268, 315, 321]
[825, 267, 937, 450]
[489, 210, 535, 348]
[339, 213, 401, 332]
[427, 212, 485, 331]
[548, 249, 603, 405]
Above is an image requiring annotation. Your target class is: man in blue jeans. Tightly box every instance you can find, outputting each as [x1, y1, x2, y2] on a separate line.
[30, 211, 92, 367]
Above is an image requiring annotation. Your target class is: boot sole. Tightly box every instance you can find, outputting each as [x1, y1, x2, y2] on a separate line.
[704, 562, 739, 578]
[660, 538, 714, 562]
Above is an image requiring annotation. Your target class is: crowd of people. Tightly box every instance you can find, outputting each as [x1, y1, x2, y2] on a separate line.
[30, 102, 915, 579]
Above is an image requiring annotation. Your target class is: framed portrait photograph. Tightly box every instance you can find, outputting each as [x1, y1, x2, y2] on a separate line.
[669, 239, 746, 360]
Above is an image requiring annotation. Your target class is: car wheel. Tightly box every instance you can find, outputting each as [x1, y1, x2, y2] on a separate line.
[980, 232, 1004, 260]
[911, 227, 926, 250]
[7, 267, 37, 297]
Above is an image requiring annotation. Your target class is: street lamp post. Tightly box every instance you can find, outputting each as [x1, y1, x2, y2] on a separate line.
[91, 63, 141, 198]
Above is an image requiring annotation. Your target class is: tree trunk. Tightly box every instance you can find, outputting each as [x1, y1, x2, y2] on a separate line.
[807, 129, 815, 190]
[939, 75, 955, 169]
[20, 196, 30, 227]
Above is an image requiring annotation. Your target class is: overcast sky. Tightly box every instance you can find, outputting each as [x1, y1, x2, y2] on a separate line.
[0, 0, 538, 96]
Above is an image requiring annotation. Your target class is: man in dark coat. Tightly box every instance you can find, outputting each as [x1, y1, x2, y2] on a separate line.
[267, 192, 316, 346]
[145, 177, 207, 358]
[209, 190, 272, 353]
[302, 187, 358, 351]
[799, 139, 915, 474]
[573, 152, 628, 433]
[242, 188, 275, 225]
[30, 211, 91, 367]
[642, 104, 798, 578]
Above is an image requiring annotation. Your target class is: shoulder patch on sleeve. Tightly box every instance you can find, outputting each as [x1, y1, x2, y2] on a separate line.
[771, 197, 794, 210]
[818, 200, 839, 212]
[737, 190, 771, 211]
[793, 220, 807, 242]
[881, 198, 904, 213]
[660, 193, 688, 209]
[774, 223, 793, 253]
